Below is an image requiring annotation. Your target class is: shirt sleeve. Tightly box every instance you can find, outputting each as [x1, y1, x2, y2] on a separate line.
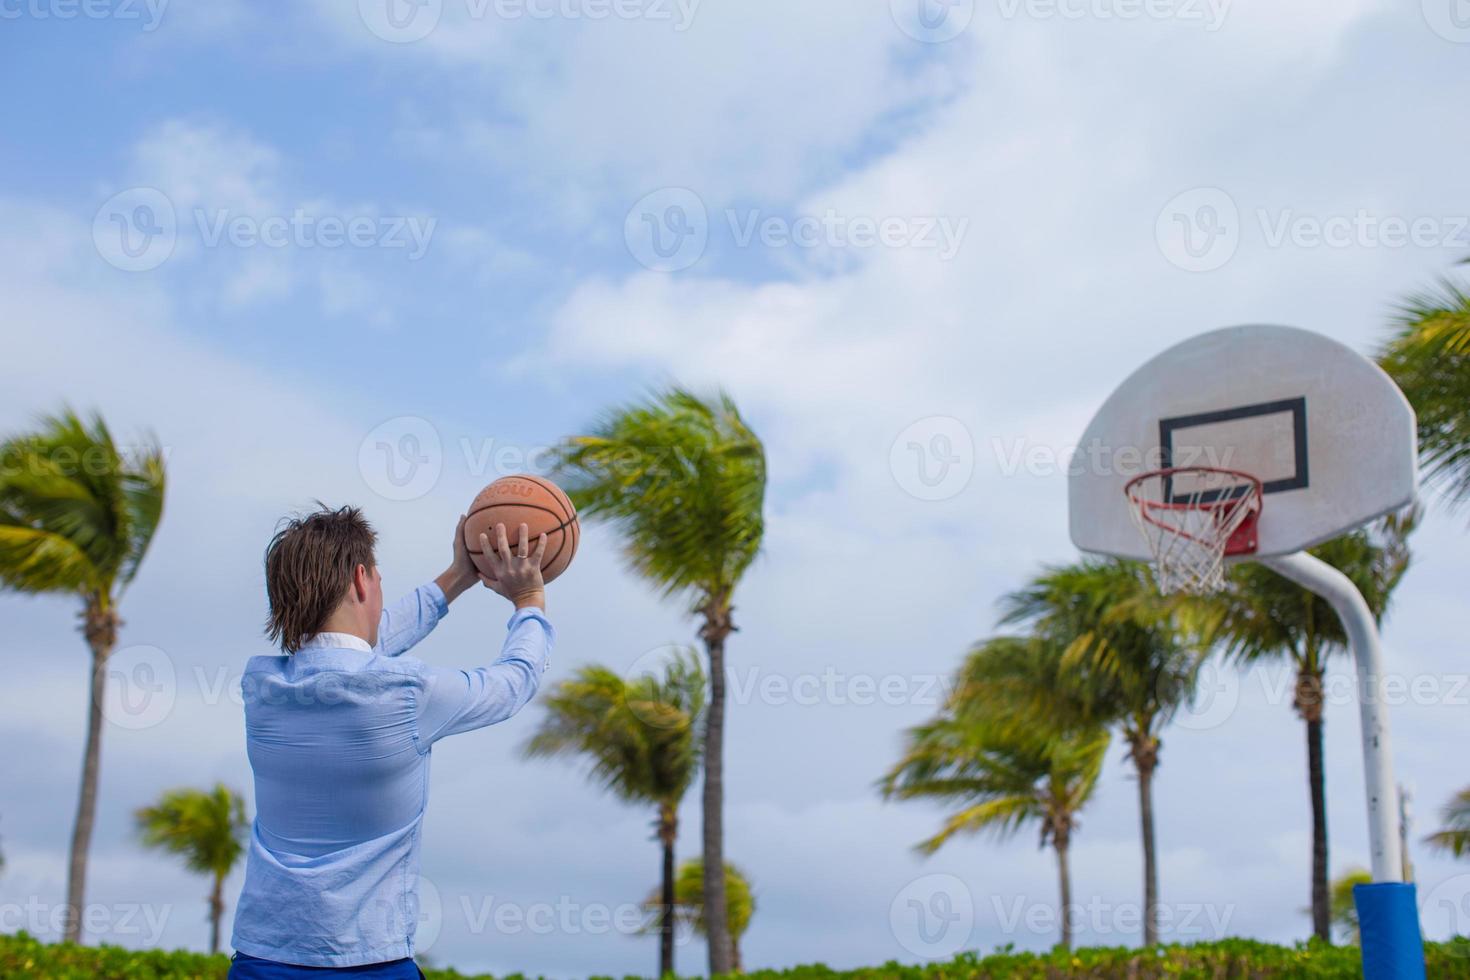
[375, 583, 450, 659]
[415, 607, 554, 745]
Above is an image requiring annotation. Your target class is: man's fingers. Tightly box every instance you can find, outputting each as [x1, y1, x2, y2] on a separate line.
[478, 532, 504, 574]
[532, 532, 548, 566]
[494, 522, 513, 562]
[517, 523, 530, 558]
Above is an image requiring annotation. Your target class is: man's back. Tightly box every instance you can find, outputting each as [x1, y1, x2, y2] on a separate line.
[232, 584, 552, 968]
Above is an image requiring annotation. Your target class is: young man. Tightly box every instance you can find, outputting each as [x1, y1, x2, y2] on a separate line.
[229, 505, 552, 979]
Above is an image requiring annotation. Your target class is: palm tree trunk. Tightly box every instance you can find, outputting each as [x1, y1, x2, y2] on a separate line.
[209, 871, 225, 955]
[1307, 714, 1330, 942]
[658, 803, 677, 978]
[1129, 730, 1161, 947]
[1054, 836, 1074, 950]
[64, 595, 117, 944]
[1296, 660, 1330, 944]
[700, 598, 733, 976]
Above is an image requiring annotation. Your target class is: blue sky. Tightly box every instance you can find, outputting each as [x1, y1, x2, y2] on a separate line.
[3, 1, 1470, 976]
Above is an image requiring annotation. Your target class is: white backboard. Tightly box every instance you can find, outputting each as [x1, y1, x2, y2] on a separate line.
[1069, 324, 1417, 561]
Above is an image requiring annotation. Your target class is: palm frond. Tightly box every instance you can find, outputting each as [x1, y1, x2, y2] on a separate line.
[1425, 786, 1470, 858]
[881, 631, 1110, 858]
[523, 651, 705, 808]
[644, 858, 755, 941]
[554, 387, 765, 608]
[1380, 274, 1470, 508]
[0, 408, 166, 599]
[135, 784, 248, 878]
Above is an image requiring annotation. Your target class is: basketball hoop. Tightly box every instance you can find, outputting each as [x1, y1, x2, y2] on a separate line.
[1124, 466, 1263, 594]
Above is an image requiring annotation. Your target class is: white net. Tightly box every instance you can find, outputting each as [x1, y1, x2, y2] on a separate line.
[1125, 467, 1262, 595]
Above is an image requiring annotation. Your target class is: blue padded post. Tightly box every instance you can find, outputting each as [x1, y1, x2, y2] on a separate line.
[1355, 882, 1426, 980]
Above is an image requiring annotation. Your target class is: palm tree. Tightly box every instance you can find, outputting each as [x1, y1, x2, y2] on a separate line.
[1327, 868, 1372, 944]
[135, 784, 248, 954]
[0, 410, 166, 943]
[556, 387, 765, 975]
[880, 636, 1108, 949]
[1426, 786, 1470, 858]
[1001, 559, 1203, 947]
[1379, 266, 1470, 508]
[649, 858, 756, 974]
[1204, 520, 1411, 942]
[523, 650, 706, 978]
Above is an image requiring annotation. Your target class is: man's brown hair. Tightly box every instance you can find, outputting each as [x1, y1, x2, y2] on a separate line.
[264, 504, 378, 653]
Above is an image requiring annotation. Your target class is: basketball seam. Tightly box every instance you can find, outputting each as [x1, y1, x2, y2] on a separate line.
[466, 508, 579, 570]
[518, 473, 575, 524]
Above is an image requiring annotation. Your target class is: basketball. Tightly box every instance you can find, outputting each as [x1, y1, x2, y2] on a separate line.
[463, 475, 580, 584]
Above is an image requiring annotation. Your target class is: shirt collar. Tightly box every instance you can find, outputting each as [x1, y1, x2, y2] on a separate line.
[297, 631, 373, 654]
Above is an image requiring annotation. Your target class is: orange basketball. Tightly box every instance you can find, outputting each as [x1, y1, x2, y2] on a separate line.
[463, 475, 579, 584]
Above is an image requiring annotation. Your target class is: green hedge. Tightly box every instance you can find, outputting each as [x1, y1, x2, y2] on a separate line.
[3, 931, 1468, 979]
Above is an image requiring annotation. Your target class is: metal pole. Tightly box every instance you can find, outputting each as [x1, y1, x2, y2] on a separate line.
[1258, 551, 1402, 883]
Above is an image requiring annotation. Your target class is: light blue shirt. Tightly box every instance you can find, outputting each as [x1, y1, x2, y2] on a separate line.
[231, 583, 553, 967]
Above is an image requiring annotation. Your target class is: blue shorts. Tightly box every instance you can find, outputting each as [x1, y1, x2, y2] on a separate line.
[228, 952, 424, 979]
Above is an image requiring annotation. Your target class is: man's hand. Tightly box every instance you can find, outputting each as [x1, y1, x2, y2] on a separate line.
[478, 522, 547, 610]
[435, 514, 481, 603]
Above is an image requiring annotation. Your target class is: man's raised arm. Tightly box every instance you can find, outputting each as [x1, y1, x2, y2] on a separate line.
[413, 522, 552, 743]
